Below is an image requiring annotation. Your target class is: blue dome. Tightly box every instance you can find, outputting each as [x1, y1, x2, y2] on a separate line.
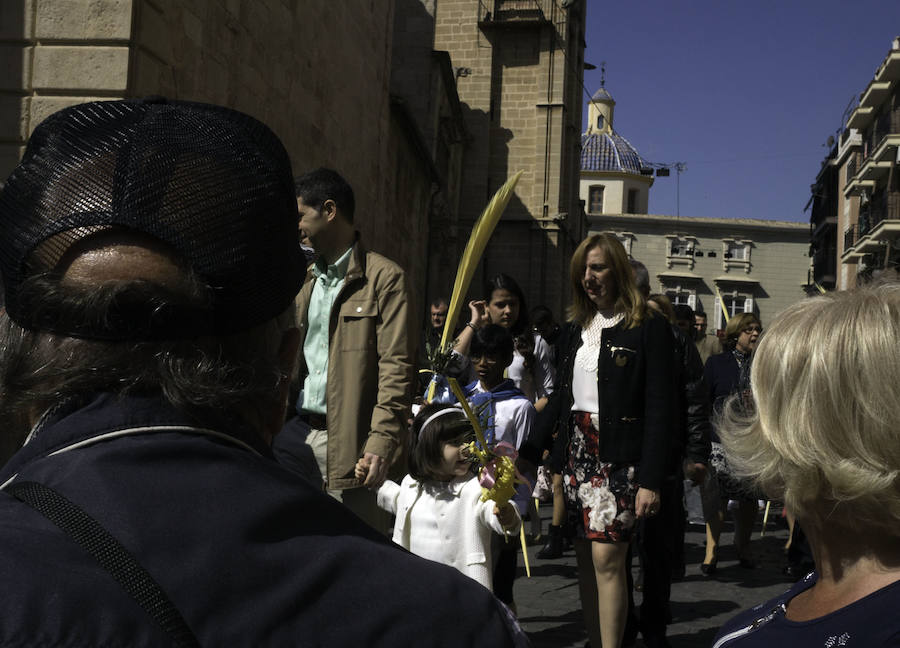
[591, 87, 613, 102]
[581, 131, 646, 175]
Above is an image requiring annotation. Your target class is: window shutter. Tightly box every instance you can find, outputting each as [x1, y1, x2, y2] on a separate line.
[743, 296, 754, 313]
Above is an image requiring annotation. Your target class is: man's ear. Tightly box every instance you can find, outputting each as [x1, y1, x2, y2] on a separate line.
[322, 199, 338, 223]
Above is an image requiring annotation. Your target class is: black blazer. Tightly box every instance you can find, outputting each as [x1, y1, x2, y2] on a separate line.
[703, 349, 742, 443]
[551, 310, 676, 490]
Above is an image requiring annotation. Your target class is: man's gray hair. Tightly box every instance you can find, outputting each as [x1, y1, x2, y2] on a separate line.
[0, 273, 294, 446]
[629, 258, 650, 298]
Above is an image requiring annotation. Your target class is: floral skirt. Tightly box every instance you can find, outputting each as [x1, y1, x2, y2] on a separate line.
[563, 411, 638, 543]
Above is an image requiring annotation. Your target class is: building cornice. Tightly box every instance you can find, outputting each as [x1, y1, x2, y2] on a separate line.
[581, 170, 654, 184]
[592, 212, 808, 233]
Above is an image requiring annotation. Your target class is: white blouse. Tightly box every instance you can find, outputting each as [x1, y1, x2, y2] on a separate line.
[571, 312, 624, 414]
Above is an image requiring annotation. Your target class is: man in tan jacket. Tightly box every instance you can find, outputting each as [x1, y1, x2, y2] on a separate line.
[273, 168, 412, 533]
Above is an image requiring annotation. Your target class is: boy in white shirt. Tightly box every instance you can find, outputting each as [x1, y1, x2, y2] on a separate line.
[463, 324, 536, 613]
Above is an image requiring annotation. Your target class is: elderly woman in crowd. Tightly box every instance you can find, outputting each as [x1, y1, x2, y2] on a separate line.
[550, 233, 674, 648]
[713, 283, 900, 646]
[700, 312, 762, 574]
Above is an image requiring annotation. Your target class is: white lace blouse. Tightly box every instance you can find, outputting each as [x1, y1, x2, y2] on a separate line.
[571, 311, 624, 414]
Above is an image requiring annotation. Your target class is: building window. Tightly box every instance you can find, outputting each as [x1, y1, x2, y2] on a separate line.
[589, 185, 604, 213]
[665, 235, 698, 270]
[725, 242, 747, 260]
[714, 293, 754, 331]
[605, 231, 634, 256]
[627, 189, 638, 214]
[596, 114, 604, 130]
[668, 239, 695, 257]
[722, 239, 752, 272]
[664, 288, 697, 310]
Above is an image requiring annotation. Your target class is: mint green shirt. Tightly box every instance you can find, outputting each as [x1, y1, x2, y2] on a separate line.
[299, 246, 353, 415]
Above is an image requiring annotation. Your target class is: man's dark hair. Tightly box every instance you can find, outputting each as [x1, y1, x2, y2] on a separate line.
[673, 304, 694, 322]
[531, 305, 554, 327]
[294, 168, 355, 223]
[470, 324, 514, 362]
[430, 296, 449, 309]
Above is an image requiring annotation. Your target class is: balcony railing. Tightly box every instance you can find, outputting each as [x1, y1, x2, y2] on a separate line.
[844, 225, 856, 251]
[870, 205, 886, 230]
[846, 155, 857, 180]
[858, 209, 871, 237]
[813, 247, 837, 277]
[478, 0, 554, 24]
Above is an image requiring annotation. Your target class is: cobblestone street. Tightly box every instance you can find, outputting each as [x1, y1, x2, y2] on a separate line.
[516, 504, 795, 648]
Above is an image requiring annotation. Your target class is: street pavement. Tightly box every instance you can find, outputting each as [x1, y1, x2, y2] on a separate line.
[515, 503, 796, 648]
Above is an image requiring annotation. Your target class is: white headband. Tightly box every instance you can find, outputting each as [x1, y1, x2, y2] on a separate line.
[418, 407, 467, 439]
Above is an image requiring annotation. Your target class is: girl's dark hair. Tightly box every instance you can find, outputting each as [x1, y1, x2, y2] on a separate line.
[484, 273, 534, 370]
[470, 324, 514, 362]
[409, 402, 474, 481]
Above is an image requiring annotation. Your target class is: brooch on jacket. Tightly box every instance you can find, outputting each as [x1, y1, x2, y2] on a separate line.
[609, 345, 636, 367]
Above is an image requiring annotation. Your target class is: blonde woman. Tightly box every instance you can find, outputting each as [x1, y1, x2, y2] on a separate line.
[713, 283, 900, 647]
[549, 234, 675, 647]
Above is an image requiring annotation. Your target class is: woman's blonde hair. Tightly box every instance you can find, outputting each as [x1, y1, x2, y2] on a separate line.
[566, 233, 646, 328]
[718, 283, 900, 536]
[723, 312, 760, 343]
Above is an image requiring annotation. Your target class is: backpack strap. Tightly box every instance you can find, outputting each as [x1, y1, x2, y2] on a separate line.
[6, 480, 200, 648]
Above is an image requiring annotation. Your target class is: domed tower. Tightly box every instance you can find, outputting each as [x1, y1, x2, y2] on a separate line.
[580, 86, 653, 216]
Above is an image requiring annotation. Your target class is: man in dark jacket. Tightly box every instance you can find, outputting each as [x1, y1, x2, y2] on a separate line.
[627, 264, 711, 648]
[0, 98, 526, 647]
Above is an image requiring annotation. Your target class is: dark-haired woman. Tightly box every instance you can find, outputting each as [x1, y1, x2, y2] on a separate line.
[551, 233, 675, 648]
[454, 273, 554, 411]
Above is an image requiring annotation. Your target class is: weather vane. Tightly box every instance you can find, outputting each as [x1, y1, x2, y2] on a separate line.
[600, 61, 606, 87]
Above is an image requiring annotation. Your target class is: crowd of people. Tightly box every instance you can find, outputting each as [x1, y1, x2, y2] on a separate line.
[0, 97, 897, 647]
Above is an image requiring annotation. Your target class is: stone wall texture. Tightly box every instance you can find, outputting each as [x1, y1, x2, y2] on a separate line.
[434, 0, 587, 318]
[0, 0, 450, 327]
[0, 0, 131, 178]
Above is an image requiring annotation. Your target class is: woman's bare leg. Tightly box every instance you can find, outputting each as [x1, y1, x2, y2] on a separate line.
[700, 477, 724, 565]
[551, 472, 565, 525]
[575, 539, 631, 647]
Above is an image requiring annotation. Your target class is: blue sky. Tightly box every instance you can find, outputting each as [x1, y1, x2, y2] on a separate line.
[582, 1, 900, 222]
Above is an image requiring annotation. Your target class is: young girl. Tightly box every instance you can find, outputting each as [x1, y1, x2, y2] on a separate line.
[356, 403, 521, 592]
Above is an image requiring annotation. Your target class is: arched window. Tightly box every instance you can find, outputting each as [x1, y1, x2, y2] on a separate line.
[589, 185, 604, 213]
[596, 114, 604, 130]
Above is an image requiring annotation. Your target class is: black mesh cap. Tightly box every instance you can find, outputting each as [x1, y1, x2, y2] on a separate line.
[0, 97, 304, 338]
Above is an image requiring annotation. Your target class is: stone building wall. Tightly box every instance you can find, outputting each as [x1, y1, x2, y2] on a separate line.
[129, 0, 399, 259]
[0, 0, 132, 177]
[594, 213, 811, 332]
[433, 0, 587, 318]
[1, 0, 466, 330]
